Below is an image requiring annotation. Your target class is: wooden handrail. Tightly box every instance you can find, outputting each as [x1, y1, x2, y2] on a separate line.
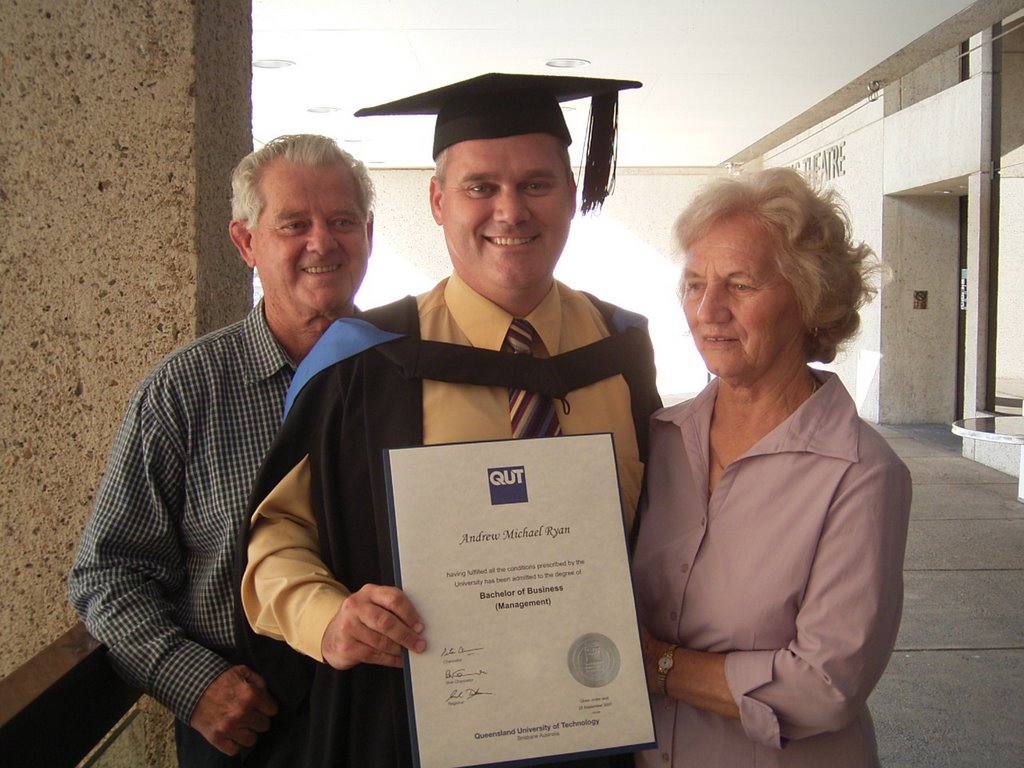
[0, 622, 141, 767]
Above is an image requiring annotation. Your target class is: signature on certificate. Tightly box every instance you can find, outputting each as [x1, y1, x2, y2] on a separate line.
[445, 667, 487, 681]
[442, 643, 491, 704]
[441, 645, 484, 658]
[446, 687, 494, 703]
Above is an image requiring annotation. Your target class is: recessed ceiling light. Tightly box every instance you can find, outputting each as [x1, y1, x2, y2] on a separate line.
[307, 106, 342, 113]
[253, 59, 295, 69]
[546, 58, 590, 68]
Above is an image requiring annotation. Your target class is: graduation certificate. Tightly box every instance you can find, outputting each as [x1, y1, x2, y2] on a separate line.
[384, 433, 655, 768]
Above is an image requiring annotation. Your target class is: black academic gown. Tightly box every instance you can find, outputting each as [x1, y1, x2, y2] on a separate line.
[235, 295, 662, 768]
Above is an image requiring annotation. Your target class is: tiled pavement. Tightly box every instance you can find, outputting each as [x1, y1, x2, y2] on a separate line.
[868, 424, 1024, 767]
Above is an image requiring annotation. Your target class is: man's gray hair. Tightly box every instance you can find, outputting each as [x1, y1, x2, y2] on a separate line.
[231, 134, 375, 229]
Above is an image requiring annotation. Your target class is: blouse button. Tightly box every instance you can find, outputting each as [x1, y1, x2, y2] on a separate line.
[669, 611, 678, 622]
[700, 517, 706, 527]
[662, 753, 670, 762]
[680, 563, 689, 573]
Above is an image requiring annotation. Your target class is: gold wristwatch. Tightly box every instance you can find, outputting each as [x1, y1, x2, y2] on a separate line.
[656, 645, 677, 695]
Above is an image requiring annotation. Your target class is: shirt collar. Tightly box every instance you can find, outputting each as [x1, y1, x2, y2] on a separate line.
[242, 300, 295, 384]
[778, 372, 861, 463]
[655, 371, 861, 463]
[443, 273, 563, 354]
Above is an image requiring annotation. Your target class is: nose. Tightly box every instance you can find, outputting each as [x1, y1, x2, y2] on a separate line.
[694, 282, 732, 324]
[306, 219, 337, 255]
[492, 188, 529, 226]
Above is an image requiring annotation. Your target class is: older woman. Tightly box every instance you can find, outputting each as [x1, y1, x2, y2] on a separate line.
[633, 167, 911, 767]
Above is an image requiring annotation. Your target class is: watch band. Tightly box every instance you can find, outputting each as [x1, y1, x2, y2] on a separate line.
[656, 645, 677, 696]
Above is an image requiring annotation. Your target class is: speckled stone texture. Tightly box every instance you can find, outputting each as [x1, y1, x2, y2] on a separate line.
[0, 0, 251, 764]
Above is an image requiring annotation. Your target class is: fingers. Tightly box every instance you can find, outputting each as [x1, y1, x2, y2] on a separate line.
[191, 666, 280, 755]
[234, 666, 279, 718]
[321, 584, 427, 671]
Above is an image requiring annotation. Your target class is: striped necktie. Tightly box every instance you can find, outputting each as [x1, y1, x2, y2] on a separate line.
[504, 319, 561, 438]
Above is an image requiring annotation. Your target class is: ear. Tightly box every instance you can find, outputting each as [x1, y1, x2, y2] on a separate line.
[229, 220, 257, 268]
[429, 176, 444, 225]
[365, 216, 374, 255]
[568, 173, 578, 219]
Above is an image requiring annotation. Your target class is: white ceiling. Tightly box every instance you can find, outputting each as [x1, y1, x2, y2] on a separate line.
[250, 0, 986, 169]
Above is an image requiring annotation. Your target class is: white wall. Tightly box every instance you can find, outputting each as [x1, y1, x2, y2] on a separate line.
[882, 77, 986, 194]
[761, 98, 888, 420]
[995, 25, 1024, 399]
[998, 172, 1024, 390]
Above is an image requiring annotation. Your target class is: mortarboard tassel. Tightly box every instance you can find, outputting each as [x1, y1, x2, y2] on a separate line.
[580, 93, 619, 215]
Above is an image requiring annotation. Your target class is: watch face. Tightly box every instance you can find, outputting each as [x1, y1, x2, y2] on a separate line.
[659, 655, 672, 672]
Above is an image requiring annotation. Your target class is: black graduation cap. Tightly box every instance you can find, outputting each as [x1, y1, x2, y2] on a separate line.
[355, 72, 642, 213]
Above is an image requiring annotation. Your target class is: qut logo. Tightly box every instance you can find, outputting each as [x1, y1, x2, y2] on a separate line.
[488, 465, 528, 505]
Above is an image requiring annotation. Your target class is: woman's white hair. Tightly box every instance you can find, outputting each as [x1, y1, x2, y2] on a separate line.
[674, 167, 885, 363]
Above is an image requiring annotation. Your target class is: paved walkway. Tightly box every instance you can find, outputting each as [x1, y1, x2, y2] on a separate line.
[869, 424, 1024, 767]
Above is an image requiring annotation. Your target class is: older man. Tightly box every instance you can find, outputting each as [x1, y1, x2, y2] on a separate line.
[237, 74, 660, 767]
[69, 134, 373, 766]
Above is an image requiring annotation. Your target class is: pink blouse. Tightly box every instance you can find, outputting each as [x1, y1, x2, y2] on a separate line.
[633, 372, 911, 767]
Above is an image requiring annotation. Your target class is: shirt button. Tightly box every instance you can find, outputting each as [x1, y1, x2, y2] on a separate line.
[680, 563, 689, 573]
[700, 517, 706, 527]
[669, 611, 678, 621]
[662, 753, 670, 762]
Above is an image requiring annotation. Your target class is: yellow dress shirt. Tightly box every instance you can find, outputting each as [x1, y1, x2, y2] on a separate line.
[242, 274, 643, 661]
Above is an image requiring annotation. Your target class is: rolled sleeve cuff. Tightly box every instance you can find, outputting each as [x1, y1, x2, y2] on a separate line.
[293, 585, 349, 662]
[725, 649, 781, 748]
[150, 642, 233, 723]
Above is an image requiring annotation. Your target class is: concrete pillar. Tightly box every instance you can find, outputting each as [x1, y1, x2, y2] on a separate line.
[962, 30, 996, 418]
[879, 194, 961, 424]
[963, 172, 993, 418]
[0, 0, 252, 763]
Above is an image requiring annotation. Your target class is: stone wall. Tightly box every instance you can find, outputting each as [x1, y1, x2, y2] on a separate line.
[0, 1, 252, 763]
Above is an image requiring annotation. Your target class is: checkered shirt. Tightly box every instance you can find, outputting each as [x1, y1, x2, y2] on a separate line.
[69, 302, 293, 722]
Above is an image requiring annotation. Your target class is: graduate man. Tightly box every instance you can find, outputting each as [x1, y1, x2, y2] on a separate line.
[236, 73, 661, 767]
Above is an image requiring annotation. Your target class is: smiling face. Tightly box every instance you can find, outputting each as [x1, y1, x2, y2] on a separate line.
[429, 133, 577, 317]
[229, 158, 372, 359]
[682, 214, 809, 391]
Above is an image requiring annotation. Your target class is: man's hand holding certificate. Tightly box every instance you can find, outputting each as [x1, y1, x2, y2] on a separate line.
[385, 433, 655, 768]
